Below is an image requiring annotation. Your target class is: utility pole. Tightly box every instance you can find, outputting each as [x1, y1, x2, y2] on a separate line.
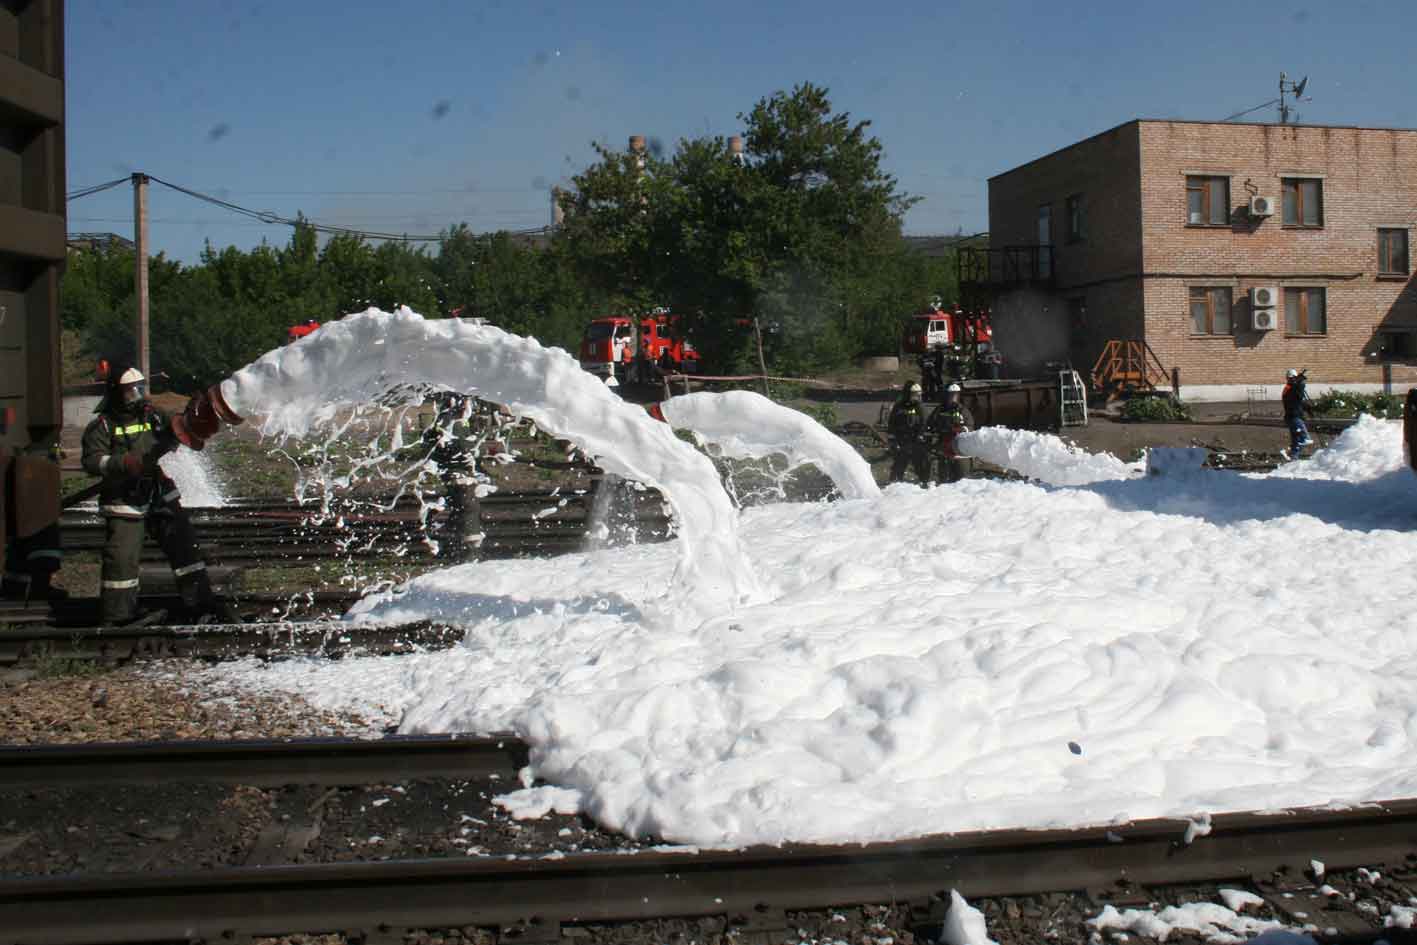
[628, 135, 646, 385]
[132, 172, 150, 380]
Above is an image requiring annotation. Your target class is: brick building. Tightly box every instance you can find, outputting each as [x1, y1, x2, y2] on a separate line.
[969, 119, 1417, 400]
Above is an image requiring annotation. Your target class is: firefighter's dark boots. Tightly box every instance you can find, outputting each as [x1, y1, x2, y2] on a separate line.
[177, 565, 239, 625]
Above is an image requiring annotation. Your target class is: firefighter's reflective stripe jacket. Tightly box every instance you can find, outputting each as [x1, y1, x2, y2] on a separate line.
[80, 407, 179, 518]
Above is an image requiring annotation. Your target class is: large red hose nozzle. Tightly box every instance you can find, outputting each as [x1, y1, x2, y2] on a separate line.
[170, 383, 245, 451]
[207, 383, 245, 426]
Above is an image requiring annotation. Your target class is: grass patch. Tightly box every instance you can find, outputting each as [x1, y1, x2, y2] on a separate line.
[31, 652, 109, 680]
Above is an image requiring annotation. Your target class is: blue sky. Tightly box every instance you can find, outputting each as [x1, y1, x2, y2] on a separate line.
[66, 0, 1417, 264]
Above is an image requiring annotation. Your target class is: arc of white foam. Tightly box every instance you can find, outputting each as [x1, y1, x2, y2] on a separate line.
[658, 390, 881, 501]
[220, 307, 760, 614]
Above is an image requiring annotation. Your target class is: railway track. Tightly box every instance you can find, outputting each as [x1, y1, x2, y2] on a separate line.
[2, 745, 1416, 945]
[0, 733, 528, 788]
[0, 616, 462, 667]
[59, 488, 674, 563]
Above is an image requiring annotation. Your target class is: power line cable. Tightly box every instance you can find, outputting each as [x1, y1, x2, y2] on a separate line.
[66, 176, 130, 201]
[144, 174, 451, 242]
[1221, 98, 1281, 122]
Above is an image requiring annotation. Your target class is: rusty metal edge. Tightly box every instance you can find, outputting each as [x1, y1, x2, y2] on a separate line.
[2, 798, 1416, 944]
[0, 733, 528, 788]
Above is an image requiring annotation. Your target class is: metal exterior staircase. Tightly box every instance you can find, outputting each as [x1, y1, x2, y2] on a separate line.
[1059, 369, 1088, 427]
[1091, 340, 1170, 398]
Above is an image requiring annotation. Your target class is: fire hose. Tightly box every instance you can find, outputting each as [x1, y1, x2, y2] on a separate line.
[169, 383, 247, 451]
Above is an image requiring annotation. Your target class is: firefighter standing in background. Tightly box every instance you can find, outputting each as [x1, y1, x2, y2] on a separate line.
[887, 382, 931, 484]
[1281, 368, 1315, 457]
[928, 382, 976, 483]
[80, 365, 235, 626]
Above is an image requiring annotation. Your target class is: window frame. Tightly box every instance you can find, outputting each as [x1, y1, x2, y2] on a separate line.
[1188, 285, 1234, 336]
[1185, 175, 1230, 227]
[1282, 178, 1324, 228]
[1378, 227, 1410, 276]
[1065, 193, 1084, 243]
[1284, 286, 1327, 336]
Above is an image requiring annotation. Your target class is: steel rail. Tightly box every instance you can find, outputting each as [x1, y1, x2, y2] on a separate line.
[3, 799, 1417, 944]
[0, 618, 463, 666]
[0, 733, 527, 788]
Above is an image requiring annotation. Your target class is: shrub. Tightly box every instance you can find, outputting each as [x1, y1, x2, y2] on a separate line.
[1121, 395, 1191, 422]
[1311, 390, 1403, 419]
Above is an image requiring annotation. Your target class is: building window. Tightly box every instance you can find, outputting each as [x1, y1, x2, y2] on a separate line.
[1282, 178, 1323, 227]
[1186, 176, 1229, 225]
[1379, 228, 1410, 275]
[1189, 286, 1232, 335]
[1379, 331, 1417, 361]
[1066, 194, 1084, 242]
[1284, 287, 1327, 334]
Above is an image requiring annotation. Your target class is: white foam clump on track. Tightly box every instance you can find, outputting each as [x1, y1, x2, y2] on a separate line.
[1089, 900, 1295, 942]
[220, 306, 758, 616]
[941, 891, 998, 945]
[212, 329, 1417, 848]
[659, 390, 880, 501]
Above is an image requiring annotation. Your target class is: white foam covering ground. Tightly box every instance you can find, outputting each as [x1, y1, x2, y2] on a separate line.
[208, 311, 1417, 848]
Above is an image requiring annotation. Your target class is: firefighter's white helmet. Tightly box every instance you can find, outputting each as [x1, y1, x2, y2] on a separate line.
[1286, 368, 1299, 379]
[117, 367, 145, 385]
[946, 383, 962, 393]
[907, 382, 922, 395]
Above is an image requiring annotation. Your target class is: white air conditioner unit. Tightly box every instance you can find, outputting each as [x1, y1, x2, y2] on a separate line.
[1249, 195, 1275, 217]
[1250, 285, 1280, 308]
[1252, 307, 1279, 331]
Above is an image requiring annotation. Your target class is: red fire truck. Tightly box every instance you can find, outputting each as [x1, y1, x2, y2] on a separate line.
[902, 305, 999, 396]
[578, 313, 699, 383]
[901, 305, 993, 355]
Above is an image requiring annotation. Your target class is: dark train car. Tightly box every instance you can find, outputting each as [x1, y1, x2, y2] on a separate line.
[1, 1, 66, 563]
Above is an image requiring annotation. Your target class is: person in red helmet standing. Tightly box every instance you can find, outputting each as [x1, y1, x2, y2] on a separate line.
[80, 364, 236, 626]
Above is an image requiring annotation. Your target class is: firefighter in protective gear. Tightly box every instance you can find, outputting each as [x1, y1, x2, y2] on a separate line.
[887, 382, 931, 484]
[80, 366, 235, 626]
[1281, 368, 1314, 457]
[928, 383, 976, 483]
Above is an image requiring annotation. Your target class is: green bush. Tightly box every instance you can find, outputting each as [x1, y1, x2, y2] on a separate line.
[1311, 390, 1403, 419]
[1121, 395, 1191, 422]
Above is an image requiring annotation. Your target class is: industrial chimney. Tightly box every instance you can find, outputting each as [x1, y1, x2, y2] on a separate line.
[550, 186, 564, 227]
[729, 135, 744, 164]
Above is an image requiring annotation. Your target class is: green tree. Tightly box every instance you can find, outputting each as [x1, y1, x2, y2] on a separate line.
[555, 82, 924, 374]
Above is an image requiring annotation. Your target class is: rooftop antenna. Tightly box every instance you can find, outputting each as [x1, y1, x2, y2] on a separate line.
[1278, 72, 1309, 124]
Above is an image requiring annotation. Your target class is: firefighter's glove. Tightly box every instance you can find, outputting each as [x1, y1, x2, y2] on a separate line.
[120, 453, 146, 478]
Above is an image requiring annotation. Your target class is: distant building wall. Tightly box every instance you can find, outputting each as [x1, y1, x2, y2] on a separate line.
[1137, 121, 1417, 392]
[984, 119, 1417, 396]
[986, 122, 1148, 376]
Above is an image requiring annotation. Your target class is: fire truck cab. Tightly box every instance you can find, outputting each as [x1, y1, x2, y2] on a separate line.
[901, 306, 993, 355]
